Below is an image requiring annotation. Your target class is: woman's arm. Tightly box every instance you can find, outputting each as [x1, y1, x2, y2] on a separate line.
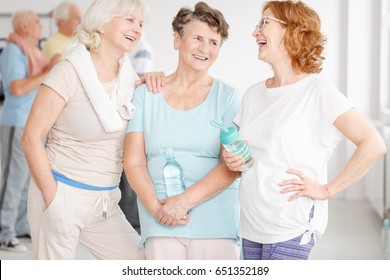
[159, 145, 240, 226]
[10, 72, 50, 96]
[10, 54, 61, 96]
[21, 84, 66, 207]
[123, 132, 166, 222]
[280, 108, 387, 200]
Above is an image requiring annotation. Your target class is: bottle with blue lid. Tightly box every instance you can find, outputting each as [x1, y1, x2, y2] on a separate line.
[210, 120, 254, 171]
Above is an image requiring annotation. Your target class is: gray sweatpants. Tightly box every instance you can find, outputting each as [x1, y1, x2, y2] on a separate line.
[27, 178, 145, 260]
[0, 125, 30, 242]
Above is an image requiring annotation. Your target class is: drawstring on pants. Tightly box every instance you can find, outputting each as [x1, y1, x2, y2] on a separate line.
[94, 191, 110, 218]
[50, 171, 117, 218]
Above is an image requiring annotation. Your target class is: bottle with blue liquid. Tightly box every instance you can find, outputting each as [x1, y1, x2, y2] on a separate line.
[163, 148, 186, 197]
[210, 120, 254, 171]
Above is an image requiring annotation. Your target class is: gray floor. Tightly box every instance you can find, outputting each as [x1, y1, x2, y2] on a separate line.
[0, 198, 385, 260]
[310, 198, 384, 260]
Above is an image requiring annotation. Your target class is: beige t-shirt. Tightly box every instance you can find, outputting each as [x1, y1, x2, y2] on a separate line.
[43, 60, 129, 187]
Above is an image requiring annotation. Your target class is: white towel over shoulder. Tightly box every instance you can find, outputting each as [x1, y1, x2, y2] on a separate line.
[66, 44, 138, 133]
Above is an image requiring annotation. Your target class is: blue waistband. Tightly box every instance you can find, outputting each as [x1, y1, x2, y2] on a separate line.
[52, 170, 118, 191]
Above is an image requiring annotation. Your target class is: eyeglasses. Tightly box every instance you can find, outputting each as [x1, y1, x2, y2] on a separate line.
[254, 16, 287, 32]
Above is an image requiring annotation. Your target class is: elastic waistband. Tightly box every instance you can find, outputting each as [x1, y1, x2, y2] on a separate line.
[52, 170, 118, 191]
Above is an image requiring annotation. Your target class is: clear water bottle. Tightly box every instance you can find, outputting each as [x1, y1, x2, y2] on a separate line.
[210, 120, 254, 171]
[163, 148, 186, 197]
[382, 218, 390, 259]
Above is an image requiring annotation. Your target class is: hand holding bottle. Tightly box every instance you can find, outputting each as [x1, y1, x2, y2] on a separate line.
[222, 149, 245, 172]
[211, 120, 254, 171]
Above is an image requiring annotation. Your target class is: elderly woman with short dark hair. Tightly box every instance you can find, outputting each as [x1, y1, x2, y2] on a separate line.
[124, 2, 241, 260]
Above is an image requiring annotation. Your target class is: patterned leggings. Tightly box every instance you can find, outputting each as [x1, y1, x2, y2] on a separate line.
[242, 207, 315, 260]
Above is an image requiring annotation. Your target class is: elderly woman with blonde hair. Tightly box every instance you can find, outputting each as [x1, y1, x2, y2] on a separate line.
[22, 0, 147, 260]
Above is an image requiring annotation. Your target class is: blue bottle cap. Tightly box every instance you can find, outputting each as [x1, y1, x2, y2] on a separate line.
[220, 127, 239, 145]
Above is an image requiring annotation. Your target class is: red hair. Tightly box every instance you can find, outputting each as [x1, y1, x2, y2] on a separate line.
[263, 1, 326, 74]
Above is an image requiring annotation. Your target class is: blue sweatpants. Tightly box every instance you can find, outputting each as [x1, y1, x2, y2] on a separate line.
[0, 125, 30, 242]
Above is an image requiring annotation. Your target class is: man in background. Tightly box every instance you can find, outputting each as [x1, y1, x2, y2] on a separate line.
[42, 1, 82, 59]
[0, 10, 60, 252]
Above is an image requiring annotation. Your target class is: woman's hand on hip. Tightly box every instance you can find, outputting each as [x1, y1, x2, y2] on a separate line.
[279, 169, 331, 201]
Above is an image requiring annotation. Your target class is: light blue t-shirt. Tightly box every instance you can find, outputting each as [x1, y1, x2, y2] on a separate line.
[0, 43, 38, 127]
[127, 79, 241, 244]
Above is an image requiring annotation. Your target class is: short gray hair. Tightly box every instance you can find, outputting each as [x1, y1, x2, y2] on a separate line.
[11, 9, 33, 31]
[53, 2, 76, 26]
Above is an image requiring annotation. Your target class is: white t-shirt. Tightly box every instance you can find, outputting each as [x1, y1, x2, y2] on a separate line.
[234, 74, 353, 244]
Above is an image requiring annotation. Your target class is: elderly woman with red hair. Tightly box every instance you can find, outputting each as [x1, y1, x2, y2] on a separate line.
[223, 0, 386, 260]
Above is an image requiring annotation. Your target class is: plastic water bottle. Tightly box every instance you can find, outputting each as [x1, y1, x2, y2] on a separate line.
[163, 148, 186, 197]
[210, 120, 254, 171]
[382, 218, 390, 259]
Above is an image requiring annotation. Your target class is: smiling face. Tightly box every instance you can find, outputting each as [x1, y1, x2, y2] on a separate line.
[174, 20, 222, 73]
[252, 8, 287, 65]
[100, 13, 143, 56]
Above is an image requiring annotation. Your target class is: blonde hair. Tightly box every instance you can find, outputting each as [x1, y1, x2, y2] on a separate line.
[70, 0, 147, 51]
[264, 0, 326, 74]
